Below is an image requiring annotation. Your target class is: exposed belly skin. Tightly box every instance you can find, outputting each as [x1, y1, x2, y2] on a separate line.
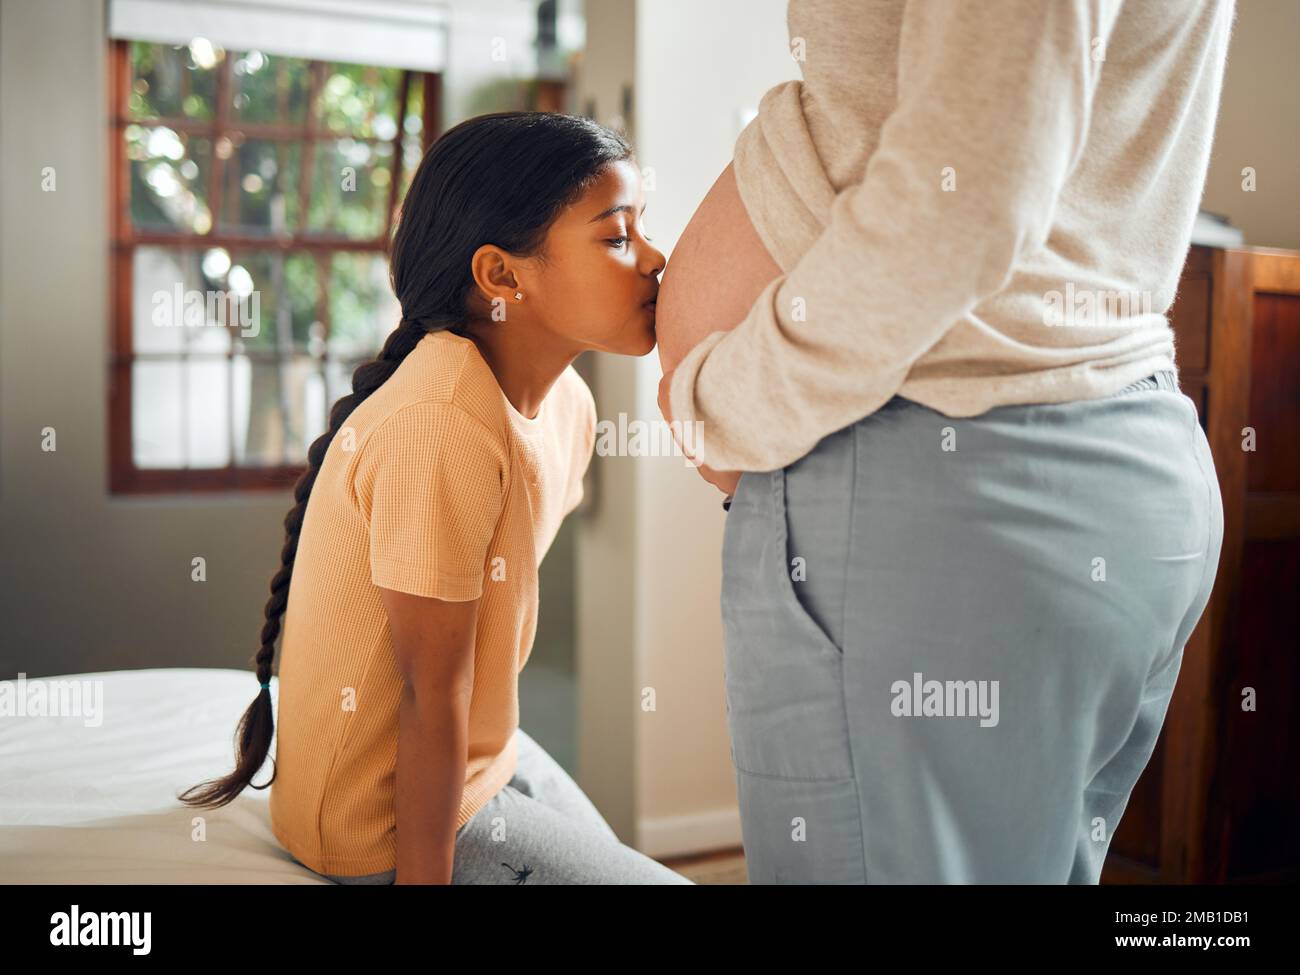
[655, 161, 783, 375]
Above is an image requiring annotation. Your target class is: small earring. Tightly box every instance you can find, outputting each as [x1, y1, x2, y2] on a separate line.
[514, 291, 523, 301]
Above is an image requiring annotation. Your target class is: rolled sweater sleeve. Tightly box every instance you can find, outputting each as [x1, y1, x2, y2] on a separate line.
[669, 0, 1118, 473]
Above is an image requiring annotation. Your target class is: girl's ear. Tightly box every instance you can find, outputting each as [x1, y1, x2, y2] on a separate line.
[469, 243, 521, 306]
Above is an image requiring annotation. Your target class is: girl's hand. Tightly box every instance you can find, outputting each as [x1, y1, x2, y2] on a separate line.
[658, 367, 742, 498]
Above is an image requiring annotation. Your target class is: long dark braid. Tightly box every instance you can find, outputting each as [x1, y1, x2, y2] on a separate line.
[178, 111, 631, 809]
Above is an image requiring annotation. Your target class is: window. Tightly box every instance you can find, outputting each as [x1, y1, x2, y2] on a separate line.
[108, 39, 440, 493]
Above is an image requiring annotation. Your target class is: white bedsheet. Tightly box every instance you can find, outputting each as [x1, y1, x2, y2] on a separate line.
[0, 667, 329, 884]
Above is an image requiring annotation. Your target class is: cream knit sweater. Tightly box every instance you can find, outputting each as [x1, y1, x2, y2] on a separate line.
[669, 0, 1236, 472]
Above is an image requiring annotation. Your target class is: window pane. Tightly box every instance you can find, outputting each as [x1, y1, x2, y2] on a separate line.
[218, 139, 303, 235]
[399, 134, 423, 211]
[281, 253, 324, 346]
[231, 51, 311, 126]
[216, 250, 319, 352]
[133, 357, 237, 469]
[132, 360, 183, 468]
[133, 246, 194, 354]
[135, 245, 272, 349]
[328, 253, 401, 359]
[185, 358, 232, 468]
[296, 357, 329, 458]
[306, 139, 392, 239]
[324, 356, 363, 412]
[129, 41, 222, 121]
[398, 76, 425, 204]
[318, 64, 404, 139]
[127, 128, 213, 233]
[404, 77, 424, 141]
[234, 358, 279, 466]
[233, 355, 321, 465]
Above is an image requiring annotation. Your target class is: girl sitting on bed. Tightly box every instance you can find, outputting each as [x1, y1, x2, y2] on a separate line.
[179, 112, 689, 885]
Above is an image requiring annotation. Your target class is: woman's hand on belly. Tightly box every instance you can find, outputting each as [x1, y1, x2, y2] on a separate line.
[658, 367, 742, 498]
[654, 161, 782, 375]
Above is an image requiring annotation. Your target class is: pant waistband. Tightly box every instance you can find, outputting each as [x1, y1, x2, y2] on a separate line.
[721, 368, 1181, 512]
[1105, 369, 1179, 398]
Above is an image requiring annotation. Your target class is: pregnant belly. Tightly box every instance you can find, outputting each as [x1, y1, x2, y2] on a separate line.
[655, 161, 783, 374]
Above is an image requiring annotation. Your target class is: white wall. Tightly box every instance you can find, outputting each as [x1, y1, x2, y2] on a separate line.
[1200, 0, 1300, 248]
[568, 0, 641, 843]
[632, 0, 798, 857]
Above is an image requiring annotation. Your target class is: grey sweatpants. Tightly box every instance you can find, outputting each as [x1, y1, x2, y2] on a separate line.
[719, 370, 1223, 884]
[316, 727, 693, 884]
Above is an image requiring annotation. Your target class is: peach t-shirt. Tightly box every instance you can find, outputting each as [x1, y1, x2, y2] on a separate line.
[270, 328, 596, 877]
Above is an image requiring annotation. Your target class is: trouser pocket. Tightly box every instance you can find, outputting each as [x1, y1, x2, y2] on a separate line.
[721, 470, 854, 781]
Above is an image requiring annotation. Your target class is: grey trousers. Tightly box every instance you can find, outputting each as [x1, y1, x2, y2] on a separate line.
[720, 370, 1223, 884]
[314, 727, 693, 884]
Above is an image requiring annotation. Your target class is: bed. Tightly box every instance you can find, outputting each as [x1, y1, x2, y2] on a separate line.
[0, 668, 329, 884]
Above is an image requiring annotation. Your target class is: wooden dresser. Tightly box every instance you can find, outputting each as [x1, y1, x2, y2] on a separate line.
[1102, 243, 1300, 884]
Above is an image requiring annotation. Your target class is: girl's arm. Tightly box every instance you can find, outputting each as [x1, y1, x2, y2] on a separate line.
[380, 585, 480, 885]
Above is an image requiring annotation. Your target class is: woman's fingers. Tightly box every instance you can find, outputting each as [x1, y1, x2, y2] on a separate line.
[659, 367, 738, 495]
